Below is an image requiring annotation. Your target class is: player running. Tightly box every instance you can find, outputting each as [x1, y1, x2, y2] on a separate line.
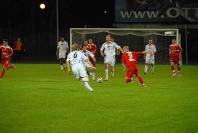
[66, 43, 95, 92]
[81, 43, 96, 81]
[87, 38, 97, 68]
[56, 37, 69, 70]
[169, 38, 182, 76]
[144, 39, 156, 74]
[0, 39, 15, 79]
[122, 45, 146, 87]
[100, 34, 124, 80]
[87, 38, 97, 58]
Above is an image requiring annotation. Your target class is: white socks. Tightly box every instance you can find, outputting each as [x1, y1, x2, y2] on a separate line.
[105, 69, 108, 80]
[144, 65, 148, 73]
[92, 72, 96, 81]
[144, 65, 154, 73]
[83, 81, 94, 92]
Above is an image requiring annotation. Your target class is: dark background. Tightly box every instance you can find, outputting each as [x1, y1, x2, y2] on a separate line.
[0, 0, 197, 64]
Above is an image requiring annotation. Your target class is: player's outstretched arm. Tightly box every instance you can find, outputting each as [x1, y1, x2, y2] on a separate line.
[100, 44, 105, 57]
[119, 48, 124, 54]
[141, 51, 146, 54]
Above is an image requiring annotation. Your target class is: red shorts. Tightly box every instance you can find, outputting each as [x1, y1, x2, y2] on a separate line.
[2, 58, 11, 68]
[170, 54, 181, 64]
[170, 56, 180, 64]
[126, 67, 139, 81]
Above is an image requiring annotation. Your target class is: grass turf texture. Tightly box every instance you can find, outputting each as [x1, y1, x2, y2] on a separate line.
[0, 64, 198, 133]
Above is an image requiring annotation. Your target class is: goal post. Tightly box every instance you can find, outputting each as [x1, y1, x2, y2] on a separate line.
[70, 28, 180, 64]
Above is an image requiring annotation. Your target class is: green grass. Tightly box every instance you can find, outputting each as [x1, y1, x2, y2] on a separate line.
[0, 64, 198, 133]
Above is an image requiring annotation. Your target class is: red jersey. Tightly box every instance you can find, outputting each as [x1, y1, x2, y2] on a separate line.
[169, 44, 182, 60]
[87, 43, 97, 55]
[0, 45, 13, 59]
[122, 51, 143, 68]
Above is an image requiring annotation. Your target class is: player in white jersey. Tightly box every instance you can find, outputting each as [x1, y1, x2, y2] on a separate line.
[56, 37, 69, 70]
[100, 34, 124, 80]
[81, 43, 96, 81]
[66, 43, 95, 92]
[144, 39, 156, 74]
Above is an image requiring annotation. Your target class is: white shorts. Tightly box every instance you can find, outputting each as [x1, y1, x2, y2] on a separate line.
[71, 63, 88, 79]
[145, 57, 155, 64]
[59, 52, 67, 59]
[104, 56, 115, 67]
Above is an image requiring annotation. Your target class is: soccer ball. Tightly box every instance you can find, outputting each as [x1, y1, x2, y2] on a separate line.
[96, 77, 103, 83]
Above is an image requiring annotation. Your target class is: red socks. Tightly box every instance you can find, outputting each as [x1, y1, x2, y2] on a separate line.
[138, 76, 144, 85]
[0, 70, 5, 79]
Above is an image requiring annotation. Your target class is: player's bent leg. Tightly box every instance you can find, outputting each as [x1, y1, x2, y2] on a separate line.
[110, 65, 114, 78]
[126, 69, 133, 83]
[0, 67, 7, 79]
[87, 67, 96, 81]
[136, 72, 145, 86]
[170, 61, 176, 76]
[62, 59, 67, 70]
[91, 70, 96, 81]
[110, 58, 115, 78]
[0, 70, 5, 79]
[177, 62, 181, 76]
[104, 63, 109, 81]
[144, 63, 148, 74]
[59, 58, 64, 70]
[78, 65, 94, 92]
[81, 77, 94, 92]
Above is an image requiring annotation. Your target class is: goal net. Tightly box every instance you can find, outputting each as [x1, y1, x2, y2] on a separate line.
[70, 28, 180, 64]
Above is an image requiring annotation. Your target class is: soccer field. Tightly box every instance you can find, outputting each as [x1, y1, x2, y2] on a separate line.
[0, 64, 198, 133]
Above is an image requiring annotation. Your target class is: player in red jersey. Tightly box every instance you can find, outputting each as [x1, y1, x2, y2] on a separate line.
[0, 39, 15, 79]
[122, 46, 146, 86]
[169, 39, 182, 76]
[87, 38, 97, 66]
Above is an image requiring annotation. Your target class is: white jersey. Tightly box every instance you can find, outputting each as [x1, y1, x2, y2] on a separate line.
[57, 41, 68, 58]
[100, 42, 121, 57]
[145, 44, 156, 59]
[67, 50, 88, 79]
[67, 50, 88, 65]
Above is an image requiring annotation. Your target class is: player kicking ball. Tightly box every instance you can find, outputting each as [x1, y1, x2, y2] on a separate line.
[66, 43, 95, 92]
[122, 46, 146, 87]
[0, 39, 15, 79]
